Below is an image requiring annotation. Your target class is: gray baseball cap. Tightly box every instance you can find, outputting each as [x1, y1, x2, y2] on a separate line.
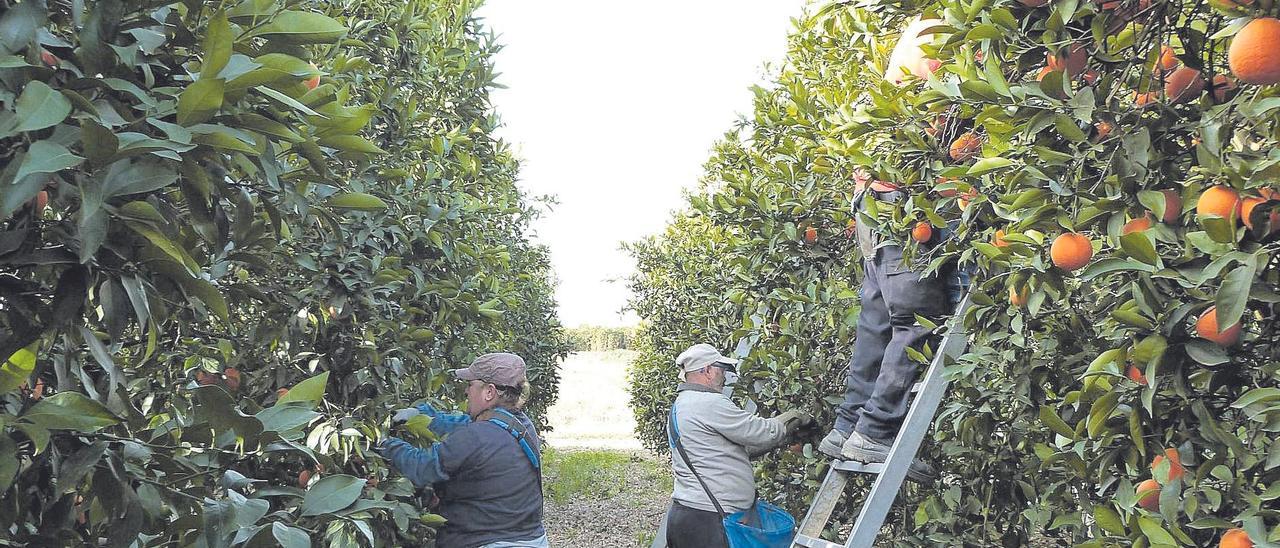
[675, 343, 738, 373]
[452, 353, 527, 386]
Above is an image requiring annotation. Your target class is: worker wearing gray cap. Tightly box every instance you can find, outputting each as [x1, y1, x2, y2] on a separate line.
[663, 343, 813, 548]
[379, 353, 547, 548]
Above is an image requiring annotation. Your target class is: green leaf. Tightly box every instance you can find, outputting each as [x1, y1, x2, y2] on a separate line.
[1095, 506, 1126, 535]
[420, 513, 448, 526]
[252, 11, 348, 45]
[20, 392, 121, 432]
[255, 85, 324, 117]
[1087, 392, 1119, 438]
[0, 343, 37, 395]
[0, 435, 17, 493]
[201, 11, 232, 80]
[176, 79, 225, 126]
[13, 141, 84, 182]
[1054, 115, 1087, 143]
[967, 157, 1014, 176]
[328, 193, 388, 211]
[13, 81, 72, 133]
[300, 475, 365, 516]
[0, 0, 47, 55]
[1200, 215, 1236, 243]
[1215, 256, 1256, 332]
[276, 372, 330, 409]
[272, 523, 311, 548]
[1137, 516, 1177, 545]
[1119, 232, 1159, 266]
[1039, 405, 1077, 440]
[317, 135, 387, 155]
[125, 222, 200, 273]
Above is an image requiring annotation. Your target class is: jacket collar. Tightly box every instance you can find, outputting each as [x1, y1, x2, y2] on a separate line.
[677, 382, 721, 394]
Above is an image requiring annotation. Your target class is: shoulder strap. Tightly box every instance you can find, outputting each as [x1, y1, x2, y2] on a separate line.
[479, 409, 542, 481]
[667, 403, 726, 519]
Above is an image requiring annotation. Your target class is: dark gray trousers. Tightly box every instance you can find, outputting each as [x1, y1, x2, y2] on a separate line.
[833, 243, 952, 443]
[666, 500, 728, 548]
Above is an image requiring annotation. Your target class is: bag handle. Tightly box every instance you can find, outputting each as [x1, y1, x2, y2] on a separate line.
[667, 404, 726, 519]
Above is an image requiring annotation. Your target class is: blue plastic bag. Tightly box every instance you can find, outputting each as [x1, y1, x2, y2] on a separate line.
[722, 500, 795, 548]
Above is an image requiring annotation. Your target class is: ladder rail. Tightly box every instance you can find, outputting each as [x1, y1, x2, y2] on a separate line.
[843, 294, 972, 547]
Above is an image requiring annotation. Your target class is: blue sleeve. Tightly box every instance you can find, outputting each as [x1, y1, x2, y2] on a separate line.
[414, 403, 472, 436]
[378, 437, 450, 488]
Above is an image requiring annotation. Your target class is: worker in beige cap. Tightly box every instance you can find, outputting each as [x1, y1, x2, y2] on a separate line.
[379, 353, 548, 548]
[663, 343, 813, 548]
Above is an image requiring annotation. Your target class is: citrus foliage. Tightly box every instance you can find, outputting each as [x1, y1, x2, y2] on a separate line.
[0, 0, 567, 545]
[628, 0, 1279, 545]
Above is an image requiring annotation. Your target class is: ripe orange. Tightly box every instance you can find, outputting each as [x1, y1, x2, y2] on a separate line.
[1212, 74, 1239, 103]
[32, 190, 48, 216]
[1160, 189, 1183, 223]
[1082, 69, 1100, 85]
[276, 388, 289, 398]
[958, 189, 978, 210]
[1134, 91, 1160, 107]
[1165, 67, 1205, 103]
[993, 229, 1009, 247]
[1220, 528, 1253, 548]
[804, 226, 818, 244]
[196, 371, 218, 386]
[1126, 364, 1148, 385]
[1094, 120, 1114, 140]
[1151, 448, 1185, 482]
[1122, 215, 1153, 234]
[40, 49, 58, 67]
[1197, 185, 1241, 219]
[1036, 66, 1054, 82]
[306, 63, 321, 90]
[911, 222, 934, 243]
[224, 368, 241, 391]
[1046, 43, 1088, 76]
[949, 132, 983, 162]
[1230, 18, 1280, 85]
[1196, 306, 1243, 346]
[1050, 232, 1093, 271]
[299, 469, 313, 487]
[844, 219, 857, 238]
[1009, 286, 1029, 307]
[1157, 46, 1179, 72]
[1240, 197, 1265, 229]
[1136, 479, 1162, 511]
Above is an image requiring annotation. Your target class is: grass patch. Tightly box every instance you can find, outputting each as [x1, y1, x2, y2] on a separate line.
[543, 448, 672, 504]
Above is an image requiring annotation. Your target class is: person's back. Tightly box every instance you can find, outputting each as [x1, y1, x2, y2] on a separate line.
[670, 386, 775, 513]
[434, 410, 544, 548]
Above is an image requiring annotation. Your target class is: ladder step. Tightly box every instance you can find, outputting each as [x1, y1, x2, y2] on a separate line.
[910, 381, 923, 393]
[831, 460, 884, 474]
[793, 534, 845, 548]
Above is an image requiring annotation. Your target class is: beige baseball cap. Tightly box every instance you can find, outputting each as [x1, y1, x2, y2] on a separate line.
[675, 343, 738, 373]
[451, 353, 527, 386]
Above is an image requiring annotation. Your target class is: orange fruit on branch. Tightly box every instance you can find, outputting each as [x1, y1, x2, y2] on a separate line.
[1126, 364, 1148, 384]
[306, 62, 320, 90]
[1050, 232, 1093, 271]
[1160, 189, 1182, 223]
[803, 226, 818, 245]
[1157, 45, 1180, 72]
[1196, 185, 1241, 219]
[911, 222, 934, 243]
[949, 131, 983, 162]
[1133, 91, 1160, 107]
[1220, 528, 1253, 548]
[993, 229, 1009, 247]
[1164, 67, 1205, 103]
[1212, 74, 1239, 103]
[1229, 18, 1280, 85]
[1122, 215, 1153, 234]
[1093, 120, 1114, 140]
[1046, 43, 1088, 76]
[1151, 448, 1185, 482]
[1009, 286, 1029, 307]
[224, 368, 241, 391]
[1136, 478, 1162, 511]
[1196, 306, 1242, 346]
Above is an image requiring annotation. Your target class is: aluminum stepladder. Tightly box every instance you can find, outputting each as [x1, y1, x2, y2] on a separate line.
[790, 293, 973, 548]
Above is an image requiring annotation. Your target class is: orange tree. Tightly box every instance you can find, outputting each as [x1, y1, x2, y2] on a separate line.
[0, 0, 566, 545]
[628, 0, 1279, 545]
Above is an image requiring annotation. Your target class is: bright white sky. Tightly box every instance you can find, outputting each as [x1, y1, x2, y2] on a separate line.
[478, 1, 809, 328]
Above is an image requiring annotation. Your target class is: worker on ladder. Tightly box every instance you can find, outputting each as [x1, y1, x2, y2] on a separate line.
[816, 170, 961, 483]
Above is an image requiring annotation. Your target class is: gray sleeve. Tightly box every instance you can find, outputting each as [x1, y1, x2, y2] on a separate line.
[704, 397, 787, 452]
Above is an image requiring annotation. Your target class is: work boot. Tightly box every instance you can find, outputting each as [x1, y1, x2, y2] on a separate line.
[818, 429, 846, 459]
[840, 431, 937, 484]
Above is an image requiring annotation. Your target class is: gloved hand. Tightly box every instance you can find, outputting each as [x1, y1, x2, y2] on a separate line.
[391, 407, 421, 425]
[776, 410, 815, 434]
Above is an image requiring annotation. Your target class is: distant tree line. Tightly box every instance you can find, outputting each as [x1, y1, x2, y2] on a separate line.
[566, 325, 637, 352]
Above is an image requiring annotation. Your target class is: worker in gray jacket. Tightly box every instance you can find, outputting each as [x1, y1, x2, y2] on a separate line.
[664, 343, 813, 548]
